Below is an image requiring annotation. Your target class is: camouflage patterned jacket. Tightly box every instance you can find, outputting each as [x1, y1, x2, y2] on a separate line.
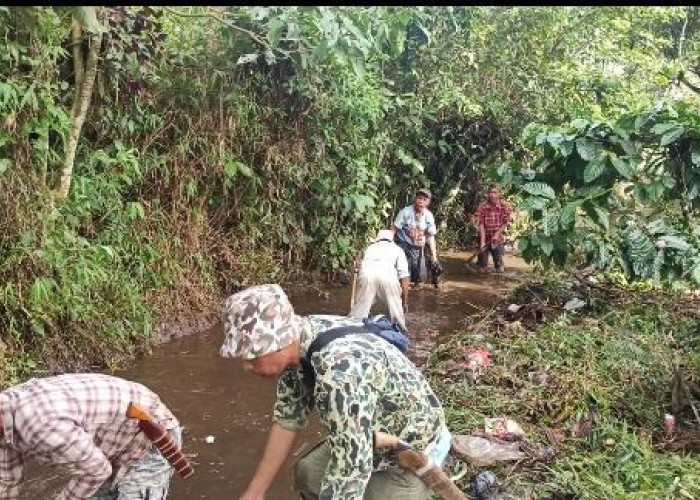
[273, 315, 446, 499]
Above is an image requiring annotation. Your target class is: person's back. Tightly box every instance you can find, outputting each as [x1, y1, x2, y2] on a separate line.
[359, 239, 407, 279]
[283, 314, 448, 498]
[0, 373, 180, 499]
[350, 230, 410, 328]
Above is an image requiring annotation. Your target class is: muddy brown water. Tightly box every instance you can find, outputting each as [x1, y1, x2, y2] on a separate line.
[22, 252, 528, 499]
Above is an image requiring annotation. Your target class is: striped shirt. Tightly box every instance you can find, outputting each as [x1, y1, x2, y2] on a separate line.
[0, 373, 178, 500]
[476, 201, 511, 242]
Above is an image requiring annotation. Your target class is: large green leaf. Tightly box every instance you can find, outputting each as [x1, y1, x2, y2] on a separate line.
[540, 236, 554, 256]
[583, 158, 606, 183]
[559, 199, 582, 229]
[658, 235, 691, 251]
[607, 151, 633, 180]
[650, 122, 677, 135]
[521, 182, 555, 199]
[576, 139, 599, 161]
[593, 207, 609, 231]
[659, 126, 684, 146]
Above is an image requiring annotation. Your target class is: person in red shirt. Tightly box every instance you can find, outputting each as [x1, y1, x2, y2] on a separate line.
[474, 183, 511, 272]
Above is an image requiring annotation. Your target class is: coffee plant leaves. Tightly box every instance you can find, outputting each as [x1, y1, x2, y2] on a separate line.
[521, 182, 555, 199]
[583, 157, 606, 183]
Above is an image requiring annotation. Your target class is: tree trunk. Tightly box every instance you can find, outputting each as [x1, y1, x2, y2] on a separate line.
[57, 30, 102, 199]
[70, 21, 84, 118]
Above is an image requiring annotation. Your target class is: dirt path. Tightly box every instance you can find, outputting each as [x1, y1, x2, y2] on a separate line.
[23, 251, 530, 499]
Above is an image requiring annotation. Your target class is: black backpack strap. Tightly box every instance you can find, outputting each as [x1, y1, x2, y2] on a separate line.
[300, 324, 383, 388]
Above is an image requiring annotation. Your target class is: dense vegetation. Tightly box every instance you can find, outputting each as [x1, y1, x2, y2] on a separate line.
[427, 275, 700, 497]
[2, 6, 700, 496]
[1, 3, 699, 411]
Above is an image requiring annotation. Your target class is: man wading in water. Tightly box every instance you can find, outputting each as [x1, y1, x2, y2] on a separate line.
[392, 188, 442, 289]
[221, 284, 451, 500]
[475, 183, 512, 273]
[0, 373, 185, 499]
[348, 229, 410, 330]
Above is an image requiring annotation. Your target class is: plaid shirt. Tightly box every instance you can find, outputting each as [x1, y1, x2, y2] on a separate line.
[476, 201, 511, 242]
[0, 374, 178, 500]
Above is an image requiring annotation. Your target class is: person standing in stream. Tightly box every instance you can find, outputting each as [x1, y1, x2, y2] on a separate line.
[475, 183, 512, 273]
[392, 188, 442, 289]
[221, 284, 451, 500]
[348, 229, 410, 330]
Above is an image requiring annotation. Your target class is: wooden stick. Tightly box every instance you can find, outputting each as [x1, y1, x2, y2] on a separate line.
[374, 431, 466, 500]
[126, 402, 194, 479]
[350, 255, 360, 309]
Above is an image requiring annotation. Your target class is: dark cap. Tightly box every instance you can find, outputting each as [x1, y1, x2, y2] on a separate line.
[416, 188, 432, 199]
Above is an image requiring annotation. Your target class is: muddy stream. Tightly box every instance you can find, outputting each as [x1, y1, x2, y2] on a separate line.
[23, 252, 528, 499]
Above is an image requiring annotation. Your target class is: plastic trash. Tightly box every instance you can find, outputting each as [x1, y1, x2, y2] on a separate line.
[462, 348, 492, 380]
[484, 417, 525, 440]
[451, 435, 526, 467]
[507, 304, 521, 313]
[205, 435, 215, 444]
[471, 470, 497, 499]
[563, 297, 586, 311]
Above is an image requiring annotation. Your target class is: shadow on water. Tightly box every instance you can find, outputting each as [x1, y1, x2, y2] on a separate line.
[22, 251, 529, 499]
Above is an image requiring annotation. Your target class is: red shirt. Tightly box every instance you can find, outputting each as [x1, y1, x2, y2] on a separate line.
[476, 201, 511, 243]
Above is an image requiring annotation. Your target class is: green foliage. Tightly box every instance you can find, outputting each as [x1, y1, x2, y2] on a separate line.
[2, 5, 700, 383]
[503, 101, 700, 285]
[427, 278, 700, 497]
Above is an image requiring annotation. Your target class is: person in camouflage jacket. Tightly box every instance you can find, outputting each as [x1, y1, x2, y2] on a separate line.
[219, 284, 450, 500]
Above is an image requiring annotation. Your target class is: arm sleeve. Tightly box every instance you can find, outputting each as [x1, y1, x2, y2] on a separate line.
[0, 446, 23, 500]
[314, 359, 377, 499]
[501, 203, 512, 225]
[395, 248, 410, 279]
[476, 203, 485, 226]
[30, 419, 112, 500]
[272, 369, 313, 431]
[393, 207, 404, 230]
[425, 212, 437, 236]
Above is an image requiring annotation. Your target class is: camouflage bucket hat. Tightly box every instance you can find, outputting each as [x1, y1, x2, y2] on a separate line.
[220, 284, 305, 360]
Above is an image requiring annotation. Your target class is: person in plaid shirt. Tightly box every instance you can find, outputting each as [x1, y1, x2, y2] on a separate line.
[475, 183, 511, 272]
[0, 373, 182, 499]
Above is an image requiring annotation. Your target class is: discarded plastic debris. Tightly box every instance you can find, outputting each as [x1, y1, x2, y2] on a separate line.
[507, 303, 521, 314]
[664, 413, 676, 438]
[205, 435, 215, 444]
[484, 417, 525, 440]
[563, 297, 586, 311]
[462, 348, 492, 380]
[470, 470, 497, 499]
[451, 435, 526, 467]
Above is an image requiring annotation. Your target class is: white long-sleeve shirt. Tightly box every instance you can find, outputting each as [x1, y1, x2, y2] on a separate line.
[359, 239, 410, 280]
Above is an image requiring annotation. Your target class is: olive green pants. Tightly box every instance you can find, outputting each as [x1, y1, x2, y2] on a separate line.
[291, 440, 430, 500]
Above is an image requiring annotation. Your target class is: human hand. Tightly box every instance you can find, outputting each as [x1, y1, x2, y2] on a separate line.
[239, 489, 265, 500]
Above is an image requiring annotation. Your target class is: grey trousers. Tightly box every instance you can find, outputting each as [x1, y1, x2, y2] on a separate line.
[292, 440, 430, 500]
[90, 427, 181, 500]
[349, 271, 406, 330]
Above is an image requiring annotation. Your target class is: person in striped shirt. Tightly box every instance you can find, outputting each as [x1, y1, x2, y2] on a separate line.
[0, 373, 182, 499]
